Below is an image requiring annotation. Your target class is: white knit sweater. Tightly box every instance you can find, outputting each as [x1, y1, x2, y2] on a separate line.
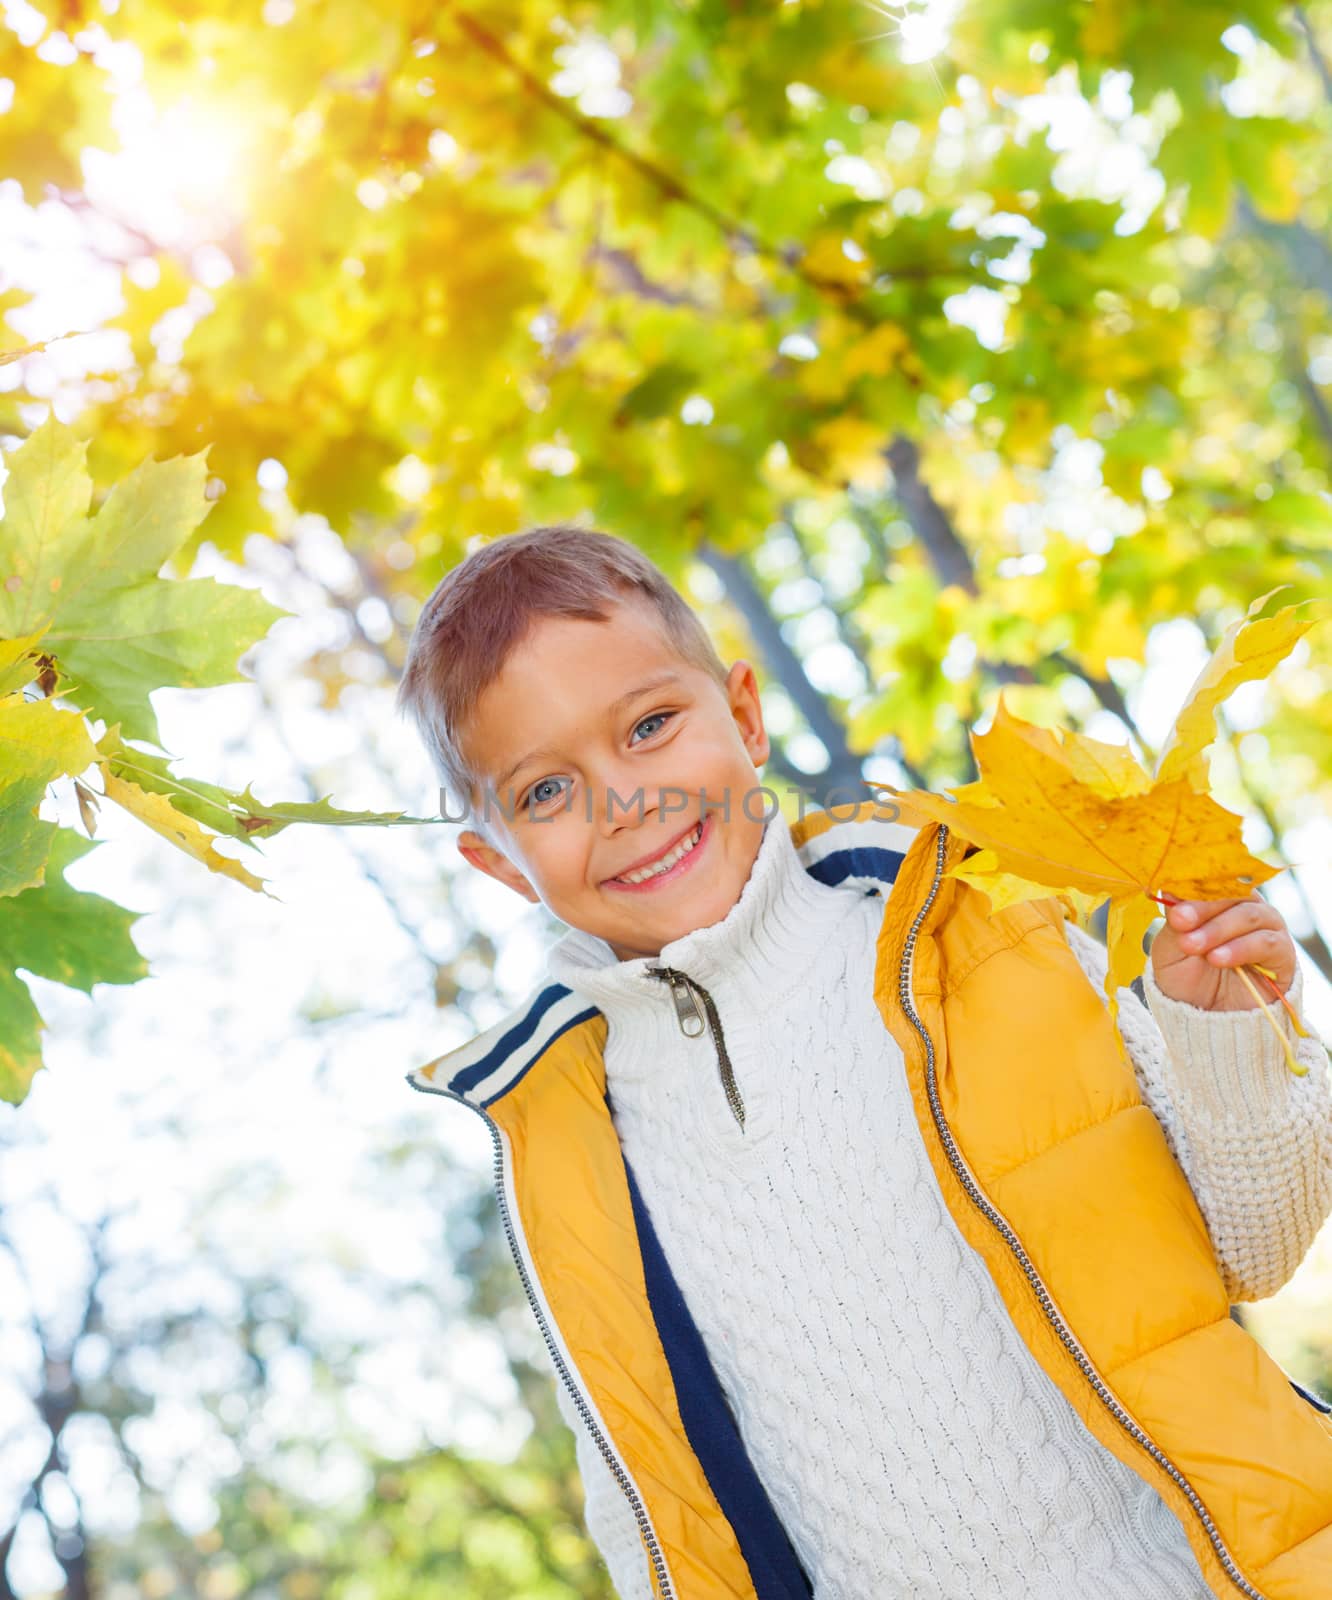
[544, 814, 1332, 1599]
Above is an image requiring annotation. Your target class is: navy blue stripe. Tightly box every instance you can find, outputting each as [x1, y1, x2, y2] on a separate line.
[622, 1154, 813, 1600]
[479, 1007, 599, 1106]
[1289, 1376, 1332, 1415]
[449, 984, 574, 1096]
[807, 845, 904, 889]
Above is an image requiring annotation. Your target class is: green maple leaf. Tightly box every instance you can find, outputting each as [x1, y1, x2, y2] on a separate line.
[227, 786, 423, 837]
[0, 825, 148, 1105]
[97, 727, 431, 841]
[0, 778, 56, 903]
[0, 416, 288, 743]
[0, 693, 99, 897]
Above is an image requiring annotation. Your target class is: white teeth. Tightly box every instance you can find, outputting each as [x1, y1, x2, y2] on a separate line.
[616, 822, 702, 884]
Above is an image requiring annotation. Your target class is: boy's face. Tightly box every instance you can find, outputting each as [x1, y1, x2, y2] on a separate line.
[455, 598, 772, 961]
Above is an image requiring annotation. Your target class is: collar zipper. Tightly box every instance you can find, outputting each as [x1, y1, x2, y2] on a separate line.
[900, 825, 1261, 1599]
[645, 965, 746, 1130]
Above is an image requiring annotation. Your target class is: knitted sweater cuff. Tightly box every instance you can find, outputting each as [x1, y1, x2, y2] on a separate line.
[1140, 956, 1311, 1126]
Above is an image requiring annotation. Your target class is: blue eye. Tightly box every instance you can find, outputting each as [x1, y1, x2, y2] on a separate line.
[525, 776, 571, 809]
[631, 712, 672, 742]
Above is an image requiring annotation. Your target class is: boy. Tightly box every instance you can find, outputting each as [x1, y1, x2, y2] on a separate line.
[396, 524, 1332, 1599]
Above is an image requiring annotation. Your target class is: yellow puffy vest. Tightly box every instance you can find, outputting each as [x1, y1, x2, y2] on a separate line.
[409, 801, 1332, 1598]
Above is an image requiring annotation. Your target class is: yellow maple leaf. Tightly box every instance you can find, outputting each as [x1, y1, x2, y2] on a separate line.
[101, 769, 274, 897]
[983, 709, 1153, 800]
[874, 588, 1330, 1073]
[879, 695, 1279, 1047]
[901, 698, 1275, 902]
[948, 847, 1102, 923]
[1155, 586, 1332, 789]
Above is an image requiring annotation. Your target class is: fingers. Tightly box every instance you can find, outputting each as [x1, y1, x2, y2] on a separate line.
[1174, 899, 1284, 964]
[1205, 930, 1290, 971]
[1163, 893, 1259, 934]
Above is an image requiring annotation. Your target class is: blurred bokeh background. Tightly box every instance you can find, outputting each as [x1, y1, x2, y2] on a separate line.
[2, 0, 1332, 1594]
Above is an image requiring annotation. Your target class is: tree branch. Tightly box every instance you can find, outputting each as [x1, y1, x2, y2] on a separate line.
[784, 509, 931, 786]
[882, 434, 1143, 724]
[1290, 347, 1332, 461]
[1293, 5, 1332, 105]
[1049, 649, 1136, 730]
[444, 4, 928, 310]
[884, 435, 979, 594]
[447, 12, 769, 251]
[696, 541, 868, 798]
[1235, 190, 1332, 304]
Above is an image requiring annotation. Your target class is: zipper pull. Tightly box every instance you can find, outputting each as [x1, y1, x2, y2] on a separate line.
[646, 965, 746, 1130]
[646, 964, 707, 1038]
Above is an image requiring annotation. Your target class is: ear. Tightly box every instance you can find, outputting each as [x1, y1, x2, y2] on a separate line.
[725, 659, 770, 768]
[457, 828, 541, 903]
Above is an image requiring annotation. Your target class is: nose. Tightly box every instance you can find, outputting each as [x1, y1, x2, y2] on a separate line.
[593, 764, 652, 838]
[592, 752, 666, 844]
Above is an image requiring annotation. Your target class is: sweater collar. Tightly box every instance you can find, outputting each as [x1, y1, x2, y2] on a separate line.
[406, 801, 920, 1110]
[542, 810, 842, 1035]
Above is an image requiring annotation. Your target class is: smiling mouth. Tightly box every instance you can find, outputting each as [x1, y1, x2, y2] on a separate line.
[607, 819, 706, 887]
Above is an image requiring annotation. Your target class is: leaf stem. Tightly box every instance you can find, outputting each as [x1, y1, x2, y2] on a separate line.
[1250, 962, 1314, 1038]
[99, 755, 246, 830]
[1232, 963, 1308, 1076]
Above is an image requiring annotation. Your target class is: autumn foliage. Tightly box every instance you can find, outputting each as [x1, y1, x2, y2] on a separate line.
[2, 2, 1332, 1108]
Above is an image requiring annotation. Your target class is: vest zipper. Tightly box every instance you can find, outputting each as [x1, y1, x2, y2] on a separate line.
[407, 1077, 676, 1600]
[900, 825, 1263, 1600]
[645, 965, 746, 1129]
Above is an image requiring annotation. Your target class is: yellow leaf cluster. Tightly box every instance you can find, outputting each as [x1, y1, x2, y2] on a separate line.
[877, 589, 1329, 1060]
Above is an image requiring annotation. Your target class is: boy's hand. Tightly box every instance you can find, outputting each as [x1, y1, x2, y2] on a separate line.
[1150, 891, 1298, 1011]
